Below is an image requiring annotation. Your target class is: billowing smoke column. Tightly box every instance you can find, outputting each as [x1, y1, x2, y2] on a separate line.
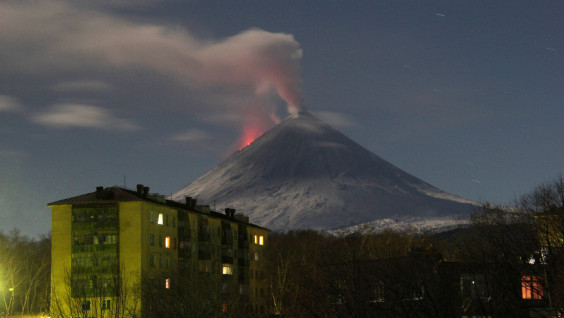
[192, 29, 305, 149]
[195, 29, 304, 115]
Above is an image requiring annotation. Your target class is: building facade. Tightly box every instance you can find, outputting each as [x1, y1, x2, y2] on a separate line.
[50, 185, 269, 318]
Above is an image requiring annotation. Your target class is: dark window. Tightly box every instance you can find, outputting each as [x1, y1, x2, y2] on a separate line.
[81, 300, 90, 311]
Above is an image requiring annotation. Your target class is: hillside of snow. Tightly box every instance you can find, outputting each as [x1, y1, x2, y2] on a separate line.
[172, 111, 477, 231]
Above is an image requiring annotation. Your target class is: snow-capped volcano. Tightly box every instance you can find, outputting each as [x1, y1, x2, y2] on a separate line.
[172, 111, 476, 231]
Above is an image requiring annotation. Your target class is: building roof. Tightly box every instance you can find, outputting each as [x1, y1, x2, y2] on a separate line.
[48, 185, 269, 230]
[48, 186, 146, 205]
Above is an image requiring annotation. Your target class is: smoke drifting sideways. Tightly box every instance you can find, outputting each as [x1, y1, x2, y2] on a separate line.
[0, 1, 305, 148]
[195, 29, 304, 115]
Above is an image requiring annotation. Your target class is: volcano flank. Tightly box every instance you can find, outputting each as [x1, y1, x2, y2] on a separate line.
[172, 111, 476, 231]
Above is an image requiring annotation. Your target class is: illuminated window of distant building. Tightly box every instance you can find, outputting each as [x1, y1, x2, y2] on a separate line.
[371, 281, 385, 303]
[254, 252, 259, 261]
[460, 273, 488, 299]
[149, 234, 155, 246]
[254, 235, 258, 244]
[158, 213, 164, 225]
[405, 280, 424, 300]
[222, 264, 233, 275]
[165, 236, 171, 248]
[107, 234, 118, 244]
[522, 275, 544, 299]
[259, 235, 264, 245]
[165, 278, 170, 289]
[222, 303, 227, 313]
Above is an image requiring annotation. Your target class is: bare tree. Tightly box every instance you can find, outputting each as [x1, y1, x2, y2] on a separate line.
[50, 266, 141, 318]
[0, 229, 51, 316]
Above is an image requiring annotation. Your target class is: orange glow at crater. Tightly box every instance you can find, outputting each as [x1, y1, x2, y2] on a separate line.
[239, 124, 263, 150]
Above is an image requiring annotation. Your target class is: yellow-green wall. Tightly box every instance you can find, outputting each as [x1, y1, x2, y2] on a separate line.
[50, 204, 72, 317]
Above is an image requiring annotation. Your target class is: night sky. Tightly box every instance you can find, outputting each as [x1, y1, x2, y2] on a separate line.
[1, 0, 563, 236]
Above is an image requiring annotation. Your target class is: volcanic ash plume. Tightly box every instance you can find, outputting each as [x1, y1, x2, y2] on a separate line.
[196, 29, 305, 114]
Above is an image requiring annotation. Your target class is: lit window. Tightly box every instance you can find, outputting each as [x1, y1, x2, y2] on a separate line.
[165, 278, 170, 289]
[222, 265, 233, 275]
[158, 213, 164, 225]
[165, 236, 170, 248]
[522, 275, 544, 299]
[254, 235, 258, 244]
[372, 281, 385, 303]
[222, 303, 227, 313]
[259, 235, 264, 245]
[254, 252, 259, 261]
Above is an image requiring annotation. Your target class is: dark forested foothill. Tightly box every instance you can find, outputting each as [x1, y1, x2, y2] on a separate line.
[263, 176, 564, 318]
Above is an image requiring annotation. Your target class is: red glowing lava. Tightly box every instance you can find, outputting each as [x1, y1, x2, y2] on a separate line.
[239, 124, 263, 150]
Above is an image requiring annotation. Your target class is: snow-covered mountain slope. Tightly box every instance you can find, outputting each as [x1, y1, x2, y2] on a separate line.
[172, 110, 477, 231]
[329, 216, 472, 236]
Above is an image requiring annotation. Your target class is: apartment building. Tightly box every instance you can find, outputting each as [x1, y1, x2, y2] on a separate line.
[49, 184, 269, 317]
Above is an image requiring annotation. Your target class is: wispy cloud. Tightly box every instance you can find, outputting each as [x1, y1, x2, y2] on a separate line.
[0, 0, 302, 113]
[0, 149, 27, 157]
[0, 0, 304, 146]
[0, 95, 23, 112]
[31, 103, 140, 131]
[51, 80, 113, 93]
[170, 129, 212, 142]
[314, 111, 356, 129]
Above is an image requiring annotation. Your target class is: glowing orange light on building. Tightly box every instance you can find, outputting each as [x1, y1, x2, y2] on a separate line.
[521, 275, 544, 299]
[165, 236, 170, 249]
